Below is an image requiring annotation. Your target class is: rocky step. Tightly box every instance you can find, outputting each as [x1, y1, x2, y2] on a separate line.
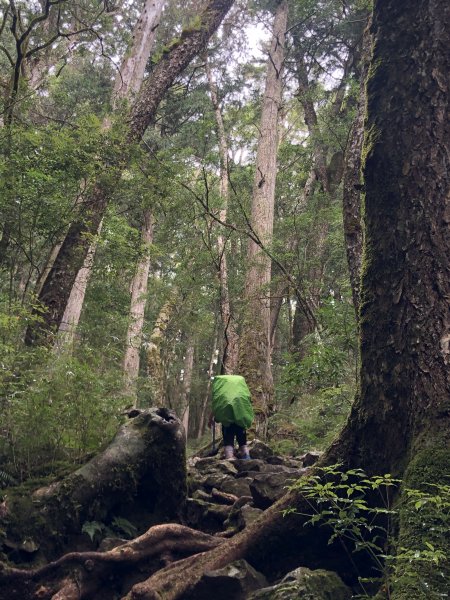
[185, 440, 315, 536]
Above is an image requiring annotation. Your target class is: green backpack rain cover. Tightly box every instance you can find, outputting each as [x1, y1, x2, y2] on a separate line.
[211, 375, 254, 429]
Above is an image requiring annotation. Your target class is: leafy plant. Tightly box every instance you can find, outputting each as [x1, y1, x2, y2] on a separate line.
[0, 469, 18, 488]
[82, 520, 105, 542]
[285, 465, 450, 598]
[111, 517, 138, 539]
[82, 517, 137, 543]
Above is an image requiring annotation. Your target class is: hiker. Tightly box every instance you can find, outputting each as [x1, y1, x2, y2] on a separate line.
[210, 374, 254, 460]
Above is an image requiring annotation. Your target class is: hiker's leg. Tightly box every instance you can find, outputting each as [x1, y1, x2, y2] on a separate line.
[222, 425, 235, 459]
[222, 424, 234, 446]
[235, 426, 247, 447]
[236, 427, 250, 459]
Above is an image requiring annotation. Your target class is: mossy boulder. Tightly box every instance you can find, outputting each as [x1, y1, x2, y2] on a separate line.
[247, 567, 352, 600]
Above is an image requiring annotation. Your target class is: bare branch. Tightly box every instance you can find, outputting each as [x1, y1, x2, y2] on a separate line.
[0, 44, 14, 66]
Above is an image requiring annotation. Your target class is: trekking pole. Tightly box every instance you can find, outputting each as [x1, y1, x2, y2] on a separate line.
[211, 419, 216, 453]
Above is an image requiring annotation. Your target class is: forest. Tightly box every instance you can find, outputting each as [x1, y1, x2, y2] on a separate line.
[0, 0, 448, 599]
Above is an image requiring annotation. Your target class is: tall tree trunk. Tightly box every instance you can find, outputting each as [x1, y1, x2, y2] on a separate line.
[205, 56, 239, 374]
[181, 342, 195, 438]
[123, 209, 154, 398]
[238, 0, 288, 430]
[25, 0, 235, 346]
[197, 324, 219, 439]
[342, 20, 371, 319]
[54, 219, 104, 352]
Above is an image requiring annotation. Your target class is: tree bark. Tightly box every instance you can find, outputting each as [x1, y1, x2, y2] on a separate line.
[25, 0, 235, 345]
[146, 291, 178, 406]
[112, 0, 165, 107]
[123, 209, 154, 398]
[54, 219, 104, 352]
[238, 0, 288, 429]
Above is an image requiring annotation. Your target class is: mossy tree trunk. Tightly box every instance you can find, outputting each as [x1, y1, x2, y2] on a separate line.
[123, 209, 154, 399]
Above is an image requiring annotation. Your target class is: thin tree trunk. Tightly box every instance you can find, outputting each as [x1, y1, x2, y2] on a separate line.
[238, 0, 288, 429]
[25, 0, 234, 345]
[205, 56, 239, 374]
[269, 280, 287, 352]
[291, 36, 360, 343]
[293, 47, 330, 195]
[197, 324, 219, 439]
[181, 342, 195, 438]
[123, 209, 154, 398]
[292, 48, 330, 317]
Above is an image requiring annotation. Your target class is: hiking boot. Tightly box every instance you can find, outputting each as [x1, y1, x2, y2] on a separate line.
[238, 445, 251, 460]
[224, 445, 235, 460]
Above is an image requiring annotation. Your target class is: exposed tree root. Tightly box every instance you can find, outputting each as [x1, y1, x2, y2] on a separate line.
[0, 524, 223, 599]
[124, 489, 336, 600]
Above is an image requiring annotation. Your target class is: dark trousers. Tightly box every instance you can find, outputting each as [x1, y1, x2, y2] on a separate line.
[222, 423, 247, 447]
